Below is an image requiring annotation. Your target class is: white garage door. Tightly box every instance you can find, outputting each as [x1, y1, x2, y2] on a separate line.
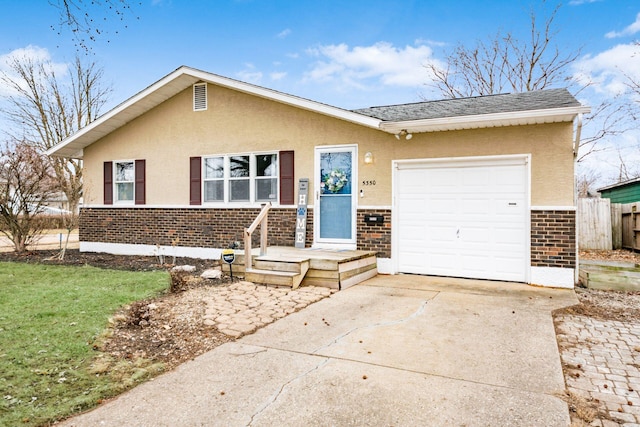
[395, 156, 529, 282]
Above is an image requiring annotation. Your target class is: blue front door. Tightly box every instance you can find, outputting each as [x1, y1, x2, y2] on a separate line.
[315, 146, 356, 244]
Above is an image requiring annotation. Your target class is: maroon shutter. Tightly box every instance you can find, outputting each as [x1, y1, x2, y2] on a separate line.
[190, 156, 202, 205]
[279, 151, 294, 205]
[103, 161, 113, 205]
[135, 159, 146, 205]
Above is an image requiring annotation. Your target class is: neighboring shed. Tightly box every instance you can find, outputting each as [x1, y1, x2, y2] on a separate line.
[599, 178, 640, 204]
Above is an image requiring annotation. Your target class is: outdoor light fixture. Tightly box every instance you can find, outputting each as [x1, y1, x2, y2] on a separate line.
[364, 152, 374, 164]
[395, 129, 413, 140]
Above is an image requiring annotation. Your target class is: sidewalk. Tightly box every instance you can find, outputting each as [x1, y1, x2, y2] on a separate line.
[0, 230, 78, 253]
[61, 275, 577, 426]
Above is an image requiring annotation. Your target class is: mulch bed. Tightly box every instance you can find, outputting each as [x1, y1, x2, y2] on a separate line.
[0, 249, 216, 274]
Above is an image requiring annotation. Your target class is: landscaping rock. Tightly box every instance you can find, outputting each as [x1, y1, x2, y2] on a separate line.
[201, 269, 222, 280]
[171, 265, 196, 272]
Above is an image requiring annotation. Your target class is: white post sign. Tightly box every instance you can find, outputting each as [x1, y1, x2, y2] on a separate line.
[295, 178, 309, 248]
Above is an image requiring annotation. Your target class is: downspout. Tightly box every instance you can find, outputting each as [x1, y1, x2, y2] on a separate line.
[573, 113, 583, 287]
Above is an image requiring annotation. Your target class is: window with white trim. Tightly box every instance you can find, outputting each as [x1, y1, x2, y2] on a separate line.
[115, 161, 134, 203]
[203, 153, 278, 203]
[229, 155, 250, 201]
[203, 157, 224, 201]
[256, 153, 278, 201]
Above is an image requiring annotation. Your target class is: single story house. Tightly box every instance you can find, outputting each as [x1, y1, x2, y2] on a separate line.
[598, 178, 640, 204]
[48, 66, 590, 288]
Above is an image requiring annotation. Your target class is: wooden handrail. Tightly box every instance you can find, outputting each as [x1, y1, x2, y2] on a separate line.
[244, 202, 271, 270]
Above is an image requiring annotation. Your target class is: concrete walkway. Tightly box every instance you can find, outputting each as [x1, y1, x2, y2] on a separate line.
[557, 313, 640, 425]
[61, 275, 577, 427]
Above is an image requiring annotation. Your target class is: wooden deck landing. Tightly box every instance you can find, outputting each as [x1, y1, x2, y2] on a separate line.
[222, 246, 378, 290]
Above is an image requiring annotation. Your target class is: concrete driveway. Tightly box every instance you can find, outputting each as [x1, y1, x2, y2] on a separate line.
[62, 275, 577, 427]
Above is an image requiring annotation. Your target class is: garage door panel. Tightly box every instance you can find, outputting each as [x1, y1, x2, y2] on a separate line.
[460, 198, 491, 215]
[493, 227, 527, 244]
[430, 252, 459, 271]
[428, 225, 458, 244]
[396, 158, 528, 282]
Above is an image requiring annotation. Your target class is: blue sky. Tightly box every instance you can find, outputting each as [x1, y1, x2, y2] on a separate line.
[1, 0, 640, 184]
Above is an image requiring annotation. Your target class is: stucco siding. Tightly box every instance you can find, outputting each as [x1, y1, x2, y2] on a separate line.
[83, 83, 575, 208]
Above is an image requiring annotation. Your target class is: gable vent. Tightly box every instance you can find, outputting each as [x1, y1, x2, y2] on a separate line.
[193, 83, 207, 111]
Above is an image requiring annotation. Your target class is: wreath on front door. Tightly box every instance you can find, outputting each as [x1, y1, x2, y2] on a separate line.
[322, 169, 348, 193]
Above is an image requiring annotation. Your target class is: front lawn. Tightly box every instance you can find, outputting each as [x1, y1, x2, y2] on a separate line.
[0, 262, 169, 426]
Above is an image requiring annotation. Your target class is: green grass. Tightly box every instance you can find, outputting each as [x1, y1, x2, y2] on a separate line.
[0, 262, 169, 426]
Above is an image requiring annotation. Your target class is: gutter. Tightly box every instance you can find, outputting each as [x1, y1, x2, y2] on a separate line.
[573, 113, 583, 158]
[379, 106, 592, 134]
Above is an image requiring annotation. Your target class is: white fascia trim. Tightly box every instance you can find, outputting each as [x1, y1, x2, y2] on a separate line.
[379, 106, 592, 134]
[48, 66, 382, 158]
[185, 68, 382, 129]
[530, 206, 576, 211]
[47, 69, 198, 158]
[80, 241, 222, 260]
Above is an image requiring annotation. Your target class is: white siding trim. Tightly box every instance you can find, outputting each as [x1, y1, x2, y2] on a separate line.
[530, 266, 575, 289]
[376, 258, 392, 274]
[530, 206, 576, 211]
[80, 242, 222, 260]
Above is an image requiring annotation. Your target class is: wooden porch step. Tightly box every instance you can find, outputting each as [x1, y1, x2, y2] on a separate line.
[254, 256, 310, 274]
[245, 259, 309, 288]
[221, 247, 378, 290]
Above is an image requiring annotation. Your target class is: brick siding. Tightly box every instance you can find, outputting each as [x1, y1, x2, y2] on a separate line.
[80, 207, 392, 257]
[356, 209, 392, 258]
[79, 207, 314, 249]
[81, 207, 569, 267]
[531, 210, 576, 269]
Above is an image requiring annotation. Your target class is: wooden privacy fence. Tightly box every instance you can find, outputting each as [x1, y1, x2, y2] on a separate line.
[577, 198, 626, 251]
[578, 198, 612, 250]
[622, 202, 640, 251]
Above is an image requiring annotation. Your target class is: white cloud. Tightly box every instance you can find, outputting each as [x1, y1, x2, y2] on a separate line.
[270, 71, 287, 81]
[414, 38, 447, 48]
[568, 0, 601, 5]
[606, 12, 640, 38]
[276, 28, 291, 39]
[0, 45, 68, 96]
[236, 63, 262, 84]
[573, 43, 640, 97]
[303, 42, 440, 90]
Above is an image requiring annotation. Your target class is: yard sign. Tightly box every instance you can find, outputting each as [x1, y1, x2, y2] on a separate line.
[295, 178, 309, 248]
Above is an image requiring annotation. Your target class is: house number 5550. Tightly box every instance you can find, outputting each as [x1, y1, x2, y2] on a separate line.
[362, 180, 376, 186]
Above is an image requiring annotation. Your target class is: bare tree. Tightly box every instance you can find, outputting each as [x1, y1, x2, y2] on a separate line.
[1, 54, 111, 258]
[426, 3, 578, 97]
[0, 141, 57, 253]
[425, 2, 625, 161]
[624, 41, 640, 118]
[613, 149, 640, 183]
[576, 167, 602, 198]
[49, 0, 139, 52]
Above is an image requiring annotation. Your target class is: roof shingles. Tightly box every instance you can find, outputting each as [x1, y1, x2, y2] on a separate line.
[352, 88, 580, 121]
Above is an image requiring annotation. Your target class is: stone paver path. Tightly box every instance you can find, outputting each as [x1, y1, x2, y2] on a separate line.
[201, 281, 335, 338]
[556, 314, 640, 426]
